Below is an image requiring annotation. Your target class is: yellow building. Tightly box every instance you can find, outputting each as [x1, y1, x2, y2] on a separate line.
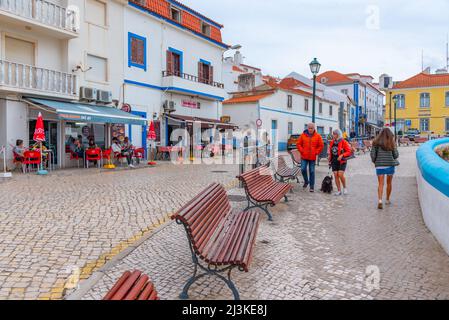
[385, 72, 449, 136]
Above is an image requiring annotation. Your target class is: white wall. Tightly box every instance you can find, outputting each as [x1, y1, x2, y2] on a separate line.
[222, 102, 259, 130]
[417, 165, 449, 255]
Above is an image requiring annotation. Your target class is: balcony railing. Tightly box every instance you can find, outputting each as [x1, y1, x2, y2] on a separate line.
[162, 70, 224, 89]
[0, 0, 78, 33]
[0, 60, 77, 96]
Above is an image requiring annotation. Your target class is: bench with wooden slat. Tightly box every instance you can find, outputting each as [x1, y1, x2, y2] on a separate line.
[274, 155, 300, 184]
[172, 183, 261, 300]
[103, 270, 159, 300]
[289, 149, 302, 168]
[237, 165, 292, 221]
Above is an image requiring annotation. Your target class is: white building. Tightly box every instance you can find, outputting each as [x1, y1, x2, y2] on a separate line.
[0, 0, 234, 169]
[223, 51, 263, 95]
[0, 0, 148, 169]
[123, 0, 237, 149]
[317, 71, 385, 137]
[223, 76, 340, 151]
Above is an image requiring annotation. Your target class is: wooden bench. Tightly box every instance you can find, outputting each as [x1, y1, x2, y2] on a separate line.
[172, 183, 261, 300]
[275, 155, 300, 184]
[399, 137, 411, 146]
[363, 140, 373, 152]
[103, 270, 159, 300]
[289, 149, 302, 168]
[237, 165, 292, 221]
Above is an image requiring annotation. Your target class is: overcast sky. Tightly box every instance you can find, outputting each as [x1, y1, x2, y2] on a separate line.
[182, 0, 449, 82]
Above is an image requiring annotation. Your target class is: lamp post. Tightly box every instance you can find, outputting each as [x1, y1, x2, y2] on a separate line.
[393, 95, 398, 142]
[309, 58, 321, 123]
[389, 92, 392, 127]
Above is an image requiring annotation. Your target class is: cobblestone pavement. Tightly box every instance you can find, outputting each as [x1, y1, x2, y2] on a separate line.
[79, 146, 449, 300]
[0, 161, 240, 300]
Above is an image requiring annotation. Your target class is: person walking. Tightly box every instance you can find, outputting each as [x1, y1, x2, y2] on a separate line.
[296, 123, 324, 192]
[328, 129, 352, 196]
[371, 128, 400, 210]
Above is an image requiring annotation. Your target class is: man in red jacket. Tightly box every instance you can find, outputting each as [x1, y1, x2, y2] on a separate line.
[296, 123, 324, 192]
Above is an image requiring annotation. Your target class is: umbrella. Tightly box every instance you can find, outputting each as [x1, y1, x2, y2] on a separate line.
[33, 112, 47, 175]
[147, 121, 157, 165]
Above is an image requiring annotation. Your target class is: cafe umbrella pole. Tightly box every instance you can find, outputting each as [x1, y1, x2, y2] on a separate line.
[34, 112, 48, 176]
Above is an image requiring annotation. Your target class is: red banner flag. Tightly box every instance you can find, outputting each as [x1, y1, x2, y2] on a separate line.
[147, 121, 156, 140]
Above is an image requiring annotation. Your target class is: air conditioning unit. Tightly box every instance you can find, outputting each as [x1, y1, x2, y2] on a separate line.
[79, 87, 97, 101]
[97, 90, 112, 104]
[163, 100, 176, 113]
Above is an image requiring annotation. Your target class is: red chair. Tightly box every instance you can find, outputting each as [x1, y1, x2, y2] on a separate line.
[102, 149, 112, 163]
[86, 148, 101, 168]
[133, 148, 145, 165]
[69, 151, 82, 168]
[23, 150, 41, 173]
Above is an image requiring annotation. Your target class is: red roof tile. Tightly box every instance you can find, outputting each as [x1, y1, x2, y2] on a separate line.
[232, 66, 245, 72]
[223, 92, 275, 104]
[316, 71, 353, 85]
[393, 72, 449, 89]
[131, 0, 225, 45]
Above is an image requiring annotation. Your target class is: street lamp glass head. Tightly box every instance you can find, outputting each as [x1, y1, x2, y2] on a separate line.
[309, 58, 321, 75]
[230, 44, 242, 50]
[392, 95, 399, 103]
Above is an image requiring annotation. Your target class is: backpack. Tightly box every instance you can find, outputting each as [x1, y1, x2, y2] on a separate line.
[320, 174, 333, 194]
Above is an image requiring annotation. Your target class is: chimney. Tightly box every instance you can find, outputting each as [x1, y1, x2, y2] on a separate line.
[234, 51, 243, 65]
[423, 67, 431, 74]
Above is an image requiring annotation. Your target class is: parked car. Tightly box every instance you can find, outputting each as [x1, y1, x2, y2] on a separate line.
[404, 129, 421, 141]
[287, 134, 300, 151]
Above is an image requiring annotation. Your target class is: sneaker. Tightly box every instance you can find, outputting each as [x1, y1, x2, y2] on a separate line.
[129, 164, 135, 168]
[386, 200, 391, 205]
[378, 201, 383, 210]
[310, 189, 315, 193]
[343, 189, 349, 195]
[303, 183, 309, 190]
[334, 191, 342, 196]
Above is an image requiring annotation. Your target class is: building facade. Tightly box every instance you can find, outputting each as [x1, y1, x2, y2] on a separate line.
[317, 71, 384, 137]
[385, 71, 449, 136]
[223, 77, 339, 151]
[124, 0, 232, 149]
[223, 51, 263, 95]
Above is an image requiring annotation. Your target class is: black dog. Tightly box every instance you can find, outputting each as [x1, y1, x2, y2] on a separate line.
[320, 175, 333, 194]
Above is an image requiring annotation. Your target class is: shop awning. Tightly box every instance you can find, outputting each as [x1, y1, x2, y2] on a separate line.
[25, 98, 147, 126]
[166, 114, 239, 130]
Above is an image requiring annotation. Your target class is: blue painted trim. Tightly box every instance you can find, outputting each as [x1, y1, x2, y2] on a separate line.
[417, 138, 449, 197]
[260, 106, 338, 123]
[128, 2, 229, 50]
[165, 0, 223, 29]
[124, 79, 224, 101]
[168, 47, 183, 74]
[354, 82, 359, 137]
[128, 32, 147, 71]
[278, 142, 288, 152]
[199, 59, 211, 66]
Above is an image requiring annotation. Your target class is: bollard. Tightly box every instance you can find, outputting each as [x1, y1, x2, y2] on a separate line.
[1, 146, 12, 178]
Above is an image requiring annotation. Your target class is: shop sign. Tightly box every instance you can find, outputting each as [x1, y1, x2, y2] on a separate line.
[121, 103, 132, 113]
[182, 100, 200, 109]
[221, 116, 231, 123]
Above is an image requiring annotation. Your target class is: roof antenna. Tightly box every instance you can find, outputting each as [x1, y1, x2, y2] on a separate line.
[446, 34, 448, 71]
[421, 49, 424, 72]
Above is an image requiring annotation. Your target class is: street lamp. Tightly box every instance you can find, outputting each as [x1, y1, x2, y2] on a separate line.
[309, 58, 321, 123]
[392, 95, 398, 142]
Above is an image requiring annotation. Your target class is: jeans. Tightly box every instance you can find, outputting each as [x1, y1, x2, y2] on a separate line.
[301, 159, 316, 189]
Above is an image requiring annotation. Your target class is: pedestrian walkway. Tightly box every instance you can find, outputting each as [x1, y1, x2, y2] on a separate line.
[74, 147, 449, 300]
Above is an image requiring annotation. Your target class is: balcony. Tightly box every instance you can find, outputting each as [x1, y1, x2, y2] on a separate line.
[162, 71, 225, 101]
[0, 60, 77, 98]
[0, 0, 78, 39]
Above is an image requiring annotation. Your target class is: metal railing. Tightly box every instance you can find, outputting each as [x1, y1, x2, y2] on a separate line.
[0, 0, 78, 33]
[0, 60, 77, 96]
[162, 70, 225, 89]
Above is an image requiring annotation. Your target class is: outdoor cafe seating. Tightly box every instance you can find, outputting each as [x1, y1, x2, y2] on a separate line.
[85, 148, 102, 168]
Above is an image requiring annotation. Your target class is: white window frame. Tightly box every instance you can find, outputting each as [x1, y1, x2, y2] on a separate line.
[201, 22, 211, 36]
[2, 32, 38, 65]
[85, 52, 109, 84]
[420, 118, 430, 132]
[420, 92, 430, 108]
[170, 6, 182, 23]
[84, 0, 108, 29]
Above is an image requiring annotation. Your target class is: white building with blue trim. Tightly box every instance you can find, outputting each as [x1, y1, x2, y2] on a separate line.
[123, 0, 235, 150]
[223, 77, 340, 151]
